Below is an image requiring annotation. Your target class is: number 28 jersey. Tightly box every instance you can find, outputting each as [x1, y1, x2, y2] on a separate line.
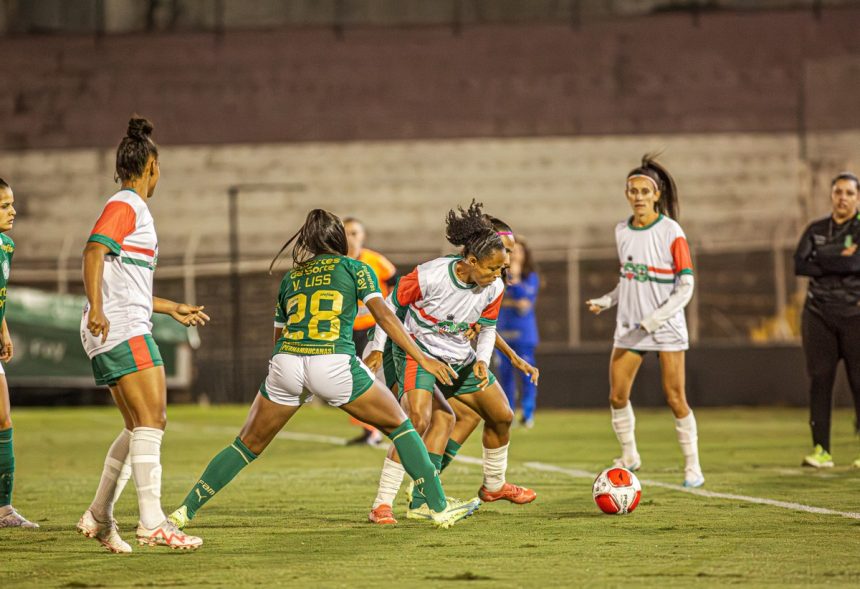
[273, 255, 382, 357]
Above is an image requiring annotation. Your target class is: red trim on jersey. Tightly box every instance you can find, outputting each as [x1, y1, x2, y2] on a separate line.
[396, 268, 422, 307]
[90, 201, 137, 245]
[647, 266, 674, 275]
[122, 244, 156, 257]
[480, 292, 504, 322]
[416, 305, 440, 324]
[670, 237, 694, 274]
[404, 355, 419, 391]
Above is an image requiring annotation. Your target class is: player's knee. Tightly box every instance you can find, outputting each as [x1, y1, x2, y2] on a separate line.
[609, 389, 629, 408]
[411, 413, 430, 434]
[0, 416, 11, 430]
[664, 389, 687, 413]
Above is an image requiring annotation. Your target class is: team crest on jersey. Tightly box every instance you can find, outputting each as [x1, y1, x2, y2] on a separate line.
[1, 259, 9, 280]
[437, 314, 469, 336]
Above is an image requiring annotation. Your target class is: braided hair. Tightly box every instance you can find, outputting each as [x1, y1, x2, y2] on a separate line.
[115, 116, 159, 182]
[446, 200, 504, 261]
[626, 153, 679, 220]
[269, 209, 349, 273]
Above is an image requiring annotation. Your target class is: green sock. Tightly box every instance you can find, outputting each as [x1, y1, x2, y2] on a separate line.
[440, 439, 462, 472]
[181, 437, 257, 519]
[410, 453, 443, 509]
[0, 428, 12, 507]
[388, 420, 446, 513]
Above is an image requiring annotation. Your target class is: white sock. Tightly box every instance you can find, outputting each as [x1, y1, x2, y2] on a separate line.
[89, 429, 133, 522]
[372, 458, 405, 509]
[611, 403, 639, 462]
[675, 411, 702, 475]
[482, 443, 509, 492]
[130, 427, 166, 529]
[112, 452, 133, 505]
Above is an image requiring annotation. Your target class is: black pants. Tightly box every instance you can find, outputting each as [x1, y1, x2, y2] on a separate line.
[801, 305, 860, 452]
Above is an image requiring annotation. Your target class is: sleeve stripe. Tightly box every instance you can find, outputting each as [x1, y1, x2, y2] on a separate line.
[87, 234, 122, 256]
[362, 292, 383, 304]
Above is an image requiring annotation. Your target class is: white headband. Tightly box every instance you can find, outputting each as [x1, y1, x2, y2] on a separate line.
[627, 174, 659, 191]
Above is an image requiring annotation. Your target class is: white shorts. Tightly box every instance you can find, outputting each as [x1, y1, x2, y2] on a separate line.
[260, 353, 376, 407]
[614, 318, 689, 352]
[0, 361, 5, 375]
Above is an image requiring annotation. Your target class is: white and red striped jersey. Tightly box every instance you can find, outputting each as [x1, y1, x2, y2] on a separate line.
[394, 256, 504, 364]
[81, 189, 158, 357]
[614, 215, 693, 351]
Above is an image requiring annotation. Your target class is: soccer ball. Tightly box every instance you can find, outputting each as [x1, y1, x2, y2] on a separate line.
[592, 467, 642, 514]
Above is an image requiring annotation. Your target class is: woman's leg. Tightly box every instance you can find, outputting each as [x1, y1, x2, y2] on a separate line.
[517, 345, 538, 425]
[659, 351, 703, 486]
[440, 400, 483, 472]
[802, 307, 839, 455]
[176, 392, 300, 523]
[496, 353, 517, 411]
[609, 348, 644, 468]
[0, 373, 37, 528]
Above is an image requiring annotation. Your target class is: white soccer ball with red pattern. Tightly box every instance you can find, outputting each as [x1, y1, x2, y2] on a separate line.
[592, 467, 642, 514]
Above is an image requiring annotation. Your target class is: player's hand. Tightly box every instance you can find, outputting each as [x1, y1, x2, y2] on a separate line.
[88, 307, 111, 343]
[586, 300, 603, 315]
[0, 331, 13, 362]
[171, 304, 210, 327]
[464, 323, 482, 341]
[512, 355, 539, 385]
[364, 350, 383, 372]
[473, 360, 490, 390]
[842, 244, 858, 256]
[420, 356, 458, 386]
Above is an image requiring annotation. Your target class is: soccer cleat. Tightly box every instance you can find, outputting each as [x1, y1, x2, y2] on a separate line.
[405, 502, 433, 521]
[802, 445, 834, 468]
[368, 504, 397, 525]
[167, 505, 189, 530]
[682, 467, 706, 488]
[77, 509, 131, 553]
[136, 520, 202, 550]
[479, 482, 537, 504]
[853, 456, 860, 469]
[428, 497, 482, 529]
[0, 507, 39, 529]
[521, 418, 535, 429]
[612, 455, 642, 471]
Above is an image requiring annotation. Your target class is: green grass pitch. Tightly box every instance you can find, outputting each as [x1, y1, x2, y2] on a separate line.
[3, 405, 860, 588]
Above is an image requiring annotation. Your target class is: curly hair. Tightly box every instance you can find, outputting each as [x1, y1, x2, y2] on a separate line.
[446, 200, 504, 261]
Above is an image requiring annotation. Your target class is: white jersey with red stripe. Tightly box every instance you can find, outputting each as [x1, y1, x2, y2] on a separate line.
[614, 214, 693, 351]
[395, 256, 504, 364]
[81, 189, 158, 358]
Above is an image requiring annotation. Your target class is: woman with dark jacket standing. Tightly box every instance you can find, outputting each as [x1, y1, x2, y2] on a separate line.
[794, 172, 860, 469]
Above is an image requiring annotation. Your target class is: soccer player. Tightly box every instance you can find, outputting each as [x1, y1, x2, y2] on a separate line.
[794, 172, 860, 468]
[78, 117, 209, 552]
[168, 209, 480, 531]
[344, 217, 396, 446]
[365, 202, 537, 525]
[497, 237, 540, 428]
[0, 178, 37, 530]
[586, 155, 704, 488]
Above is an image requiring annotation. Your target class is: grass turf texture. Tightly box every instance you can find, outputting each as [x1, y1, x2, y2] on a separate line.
[3, 406, 860, 588]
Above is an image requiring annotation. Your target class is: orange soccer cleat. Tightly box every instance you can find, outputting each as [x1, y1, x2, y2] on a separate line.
[478, 482, 537, 504]
[368, 504, 397, 525]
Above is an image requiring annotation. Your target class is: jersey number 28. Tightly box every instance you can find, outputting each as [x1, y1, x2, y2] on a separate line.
[284, 290, 343, 341]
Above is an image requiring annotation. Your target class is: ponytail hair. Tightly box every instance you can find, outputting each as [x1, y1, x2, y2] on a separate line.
[627, 153, 679, 220]
[269, 209, 348, 274]
[115, 116, 159, 182]
[446, 200, 504, 261]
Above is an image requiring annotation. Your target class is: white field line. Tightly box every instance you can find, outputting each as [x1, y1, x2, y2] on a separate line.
[159, 420, 860, 521]
[525, 461, 860, 521]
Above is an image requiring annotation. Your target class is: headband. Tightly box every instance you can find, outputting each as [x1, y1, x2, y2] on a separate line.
[496, 231, 513, 236]
[627, 174, 659, 191]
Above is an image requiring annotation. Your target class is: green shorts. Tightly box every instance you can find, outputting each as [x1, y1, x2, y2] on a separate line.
[91, 334, 164, 387]
[381, 339, 398, 390]
[392, 342, 496, 399]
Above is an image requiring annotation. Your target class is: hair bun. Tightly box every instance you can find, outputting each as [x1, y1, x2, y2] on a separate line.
[126, 116, 154, 140]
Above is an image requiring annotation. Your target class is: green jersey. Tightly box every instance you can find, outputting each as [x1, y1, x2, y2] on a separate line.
[273, 254, 381, 356]
[0, 234, 14, 325]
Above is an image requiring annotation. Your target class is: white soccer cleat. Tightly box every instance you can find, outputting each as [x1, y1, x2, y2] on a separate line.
[0, 507, 39, 529]
[683, 466, 705, 488]
[77, 509, 131, 553]
[429, 497, 482, 529]
[136, 520, 202, 550]
[613, 455, 642, 471]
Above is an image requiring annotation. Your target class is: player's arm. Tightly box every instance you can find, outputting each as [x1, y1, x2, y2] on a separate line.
[794, 223, 824, 277]
[83, 240, 111, 343]
[813, 232, 860, 273]
[640, 274, 694, 333]
[0, 318, 12, 362]
[153, 296, 210, 327]
[366, 297, 456, 386]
